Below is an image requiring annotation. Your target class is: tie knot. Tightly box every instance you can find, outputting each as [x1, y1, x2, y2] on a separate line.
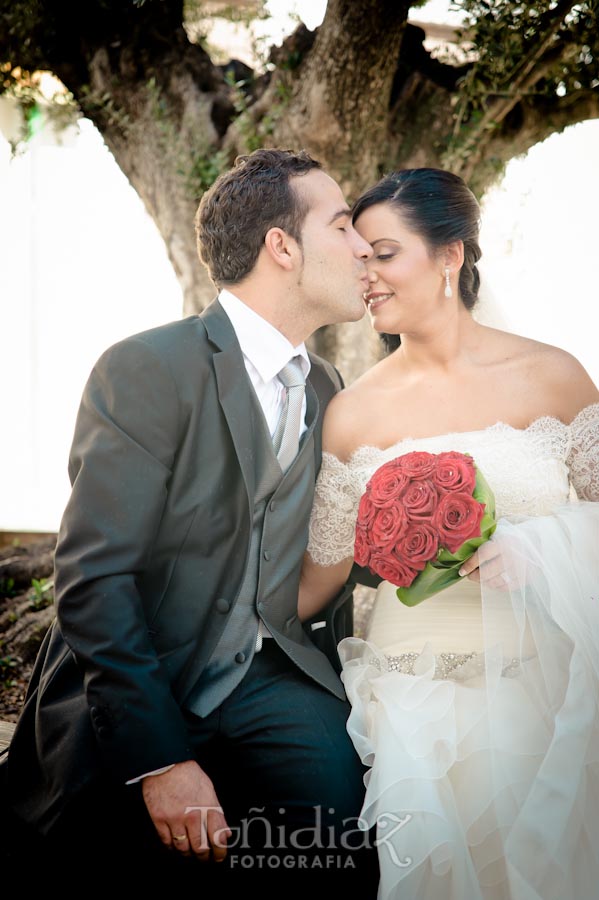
[277, 357, 305, 389]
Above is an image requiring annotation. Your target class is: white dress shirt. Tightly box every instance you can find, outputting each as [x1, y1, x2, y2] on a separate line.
[218, 288, 310, 440]
[128, 291, 310, 784]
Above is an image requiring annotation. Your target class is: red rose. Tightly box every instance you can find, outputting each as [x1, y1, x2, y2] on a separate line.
[368, 464, 410, 508]
[370, 504, 408, 550]
[395, 451, 437, 479]
[354, 525, 371, 567]
[395, 522, 439, 570]
[356, 491, 377, 528]
[368, 551, 418, 588]
[353, 450, 495, 602]
[433, 451, 477, 494]
[400, 478, 438, 519]
[432, 491, 485, 553]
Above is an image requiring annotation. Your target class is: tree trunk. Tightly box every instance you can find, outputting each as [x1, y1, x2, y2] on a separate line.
[80, 36, 223, 314]
[271, 0, 410, 196]
[2, 0, 597, 378]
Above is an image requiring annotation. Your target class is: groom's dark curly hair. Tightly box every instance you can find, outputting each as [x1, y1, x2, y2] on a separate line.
[195, 148, 322, 287]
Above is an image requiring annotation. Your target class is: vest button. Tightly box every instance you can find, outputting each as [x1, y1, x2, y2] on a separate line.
[269, 501, 276, 512]
[263, 550, 271, 561]
[215, 597, 230, 614]
[235, 652, 246, 664]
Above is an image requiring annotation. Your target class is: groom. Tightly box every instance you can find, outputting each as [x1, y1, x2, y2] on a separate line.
[1, 149, 377, 891]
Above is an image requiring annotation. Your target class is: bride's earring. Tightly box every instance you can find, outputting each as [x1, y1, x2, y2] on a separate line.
[444, 266, 452, 299]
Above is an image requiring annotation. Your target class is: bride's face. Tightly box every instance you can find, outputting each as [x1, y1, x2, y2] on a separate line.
[355, 202, 446, 336]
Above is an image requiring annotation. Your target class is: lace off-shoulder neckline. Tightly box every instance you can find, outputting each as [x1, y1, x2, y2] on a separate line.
[329, 401, 599, 467]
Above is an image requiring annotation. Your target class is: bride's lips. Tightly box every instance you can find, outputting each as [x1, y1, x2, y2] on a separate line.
[363, 291, 393, 311]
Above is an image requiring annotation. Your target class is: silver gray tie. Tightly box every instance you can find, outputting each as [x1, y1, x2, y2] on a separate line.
[273, 357, 306, 473]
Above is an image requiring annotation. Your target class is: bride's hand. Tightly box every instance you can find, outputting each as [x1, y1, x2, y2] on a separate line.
[458, 542, 511, 591]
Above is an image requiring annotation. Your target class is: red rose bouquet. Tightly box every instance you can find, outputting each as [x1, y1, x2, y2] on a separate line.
[354, 450, 497, 606]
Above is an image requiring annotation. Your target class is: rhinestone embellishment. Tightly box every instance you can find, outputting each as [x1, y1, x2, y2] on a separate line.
[385, 651, 478, 679]
[371, 651, 522, 681]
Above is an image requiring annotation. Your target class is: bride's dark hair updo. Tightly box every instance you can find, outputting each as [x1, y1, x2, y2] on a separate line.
[352, 168, 482, 353]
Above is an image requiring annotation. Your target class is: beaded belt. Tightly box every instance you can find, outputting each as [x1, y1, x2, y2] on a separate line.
[374, 651, 522, 681]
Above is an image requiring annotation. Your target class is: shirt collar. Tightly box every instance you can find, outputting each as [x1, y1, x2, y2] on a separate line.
[218, 288, 311, 383]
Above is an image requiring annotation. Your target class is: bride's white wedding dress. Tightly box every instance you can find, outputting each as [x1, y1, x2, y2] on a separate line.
[308, 403, 599, 900]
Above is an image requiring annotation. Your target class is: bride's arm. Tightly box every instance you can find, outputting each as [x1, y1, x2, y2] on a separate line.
[556, 353, 599, 500]
[463, 362, 599, 583]
[298, 392, 366, 620]
[298, 552, 354, 622]
[567, 403, 599, 502]
[298, 457, 360, 620]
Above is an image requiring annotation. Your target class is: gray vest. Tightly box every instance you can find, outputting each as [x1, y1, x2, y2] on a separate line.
[186, 383, 314, 717]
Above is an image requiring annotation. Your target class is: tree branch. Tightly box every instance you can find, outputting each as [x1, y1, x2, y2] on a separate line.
[392, 22, 470, 104]
[447, 0, 580, 171]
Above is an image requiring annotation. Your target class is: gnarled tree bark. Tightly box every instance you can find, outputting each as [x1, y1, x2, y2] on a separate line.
[1, 0, 597, 381]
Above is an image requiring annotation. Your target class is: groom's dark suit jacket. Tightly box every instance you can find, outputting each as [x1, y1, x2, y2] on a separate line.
[2, 300, 353, 832]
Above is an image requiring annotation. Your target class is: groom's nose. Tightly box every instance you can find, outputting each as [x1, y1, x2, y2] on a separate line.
[351, 229, 373, 260]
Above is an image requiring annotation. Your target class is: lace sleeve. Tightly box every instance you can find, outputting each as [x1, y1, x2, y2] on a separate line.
[307, 452, 363, 566]
[567, 403, 599, 501]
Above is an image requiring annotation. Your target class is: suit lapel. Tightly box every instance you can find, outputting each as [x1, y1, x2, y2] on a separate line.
[201, 300, 329, 485]
[298, 379, 319, 451]
[201, 300, 256, 504]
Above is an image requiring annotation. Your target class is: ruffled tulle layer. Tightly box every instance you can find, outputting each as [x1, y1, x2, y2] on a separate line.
[340, 502, 599, 900]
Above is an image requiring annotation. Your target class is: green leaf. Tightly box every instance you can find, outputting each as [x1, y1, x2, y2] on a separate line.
[396, 464, 497, 608]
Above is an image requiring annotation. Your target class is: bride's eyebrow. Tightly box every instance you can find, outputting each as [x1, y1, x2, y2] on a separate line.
[371, 238, 400, 246]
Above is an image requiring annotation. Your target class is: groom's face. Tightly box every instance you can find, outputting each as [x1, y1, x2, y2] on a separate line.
[292, 170, 372, 327]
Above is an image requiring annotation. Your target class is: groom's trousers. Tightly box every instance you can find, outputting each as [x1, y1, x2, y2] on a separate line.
[5, 639, 379, 897]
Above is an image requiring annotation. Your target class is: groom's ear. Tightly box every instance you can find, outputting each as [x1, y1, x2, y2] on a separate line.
[263, 226, 299, 272]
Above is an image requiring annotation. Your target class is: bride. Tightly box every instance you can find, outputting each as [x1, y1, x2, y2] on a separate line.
[299, 168, 599, 900]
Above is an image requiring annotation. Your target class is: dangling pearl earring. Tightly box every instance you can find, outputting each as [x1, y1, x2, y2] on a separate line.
[444, 266, 452, 299]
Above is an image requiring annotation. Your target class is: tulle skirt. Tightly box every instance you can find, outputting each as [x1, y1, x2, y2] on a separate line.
[339, 501, 599, 900]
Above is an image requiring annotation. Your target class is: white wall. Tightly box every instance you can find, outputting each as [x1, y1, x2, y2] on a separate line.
[479, 119, 599, 387]
[0, 119, 183, 531]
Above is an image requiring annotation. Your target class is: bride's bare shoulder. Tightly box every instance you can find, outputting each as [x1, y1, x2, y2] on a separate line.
[485, 327, 564, 362]
[489, 328, 599, 420]
[540, 345, 599, 421]
[322, 358, 390, 461]
[489, 327, 576, 362]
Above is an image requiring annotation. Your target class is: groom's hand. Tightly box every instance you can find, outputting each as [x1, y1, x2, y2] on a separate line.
[142, 759, 232, 862]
